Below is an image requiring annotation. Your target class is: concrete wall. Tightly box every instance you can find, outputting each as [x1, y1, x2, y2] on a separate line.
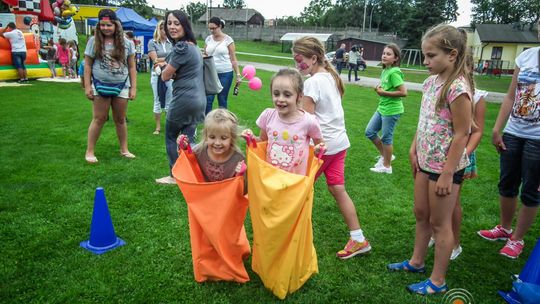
[191, 24, 403, 46]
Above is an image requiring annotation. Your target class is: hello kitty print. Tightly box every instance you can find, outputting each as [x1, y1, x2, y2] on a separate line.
[256, 108, 322, 175]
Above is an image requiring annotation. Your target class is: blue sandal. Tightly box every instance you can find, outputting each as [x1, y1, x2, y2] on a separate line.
[407, 279, 448, 295]
[387, 260, 426, 273]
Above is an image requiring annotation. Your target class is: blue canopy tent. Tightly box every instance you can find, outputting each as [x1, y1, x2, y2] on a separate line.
[87, 8, 156, 53]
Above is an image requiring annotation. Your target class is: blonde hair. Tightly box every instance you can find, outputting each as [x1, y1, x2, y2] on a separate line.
[423, 24, 472, 111]
[382, 43, 401, 68]
[197, 109, 241, 154]
[270, 68, 304, 101]
[153, 20, 165, 41]
[292, 36, 345, 97]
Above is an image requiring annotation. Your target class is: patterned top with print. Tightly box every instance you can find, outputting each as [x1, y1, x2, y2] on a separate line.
[504, 46, 540, 140]
[416, 75, 472, 173]
[256, 108, 322, 175]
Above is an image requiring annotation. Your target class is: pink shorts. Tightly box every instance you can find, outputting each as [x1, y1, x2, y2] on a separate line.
[315, 149, 347, 185]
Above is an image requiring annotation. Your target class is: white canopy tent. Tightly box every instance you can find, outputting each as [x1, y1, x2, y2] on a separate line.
[279, 33, 336, 53]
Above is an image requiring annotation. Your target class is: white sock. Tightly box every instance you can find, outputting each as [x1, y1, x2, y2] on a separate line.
[350, 229, 365, 243]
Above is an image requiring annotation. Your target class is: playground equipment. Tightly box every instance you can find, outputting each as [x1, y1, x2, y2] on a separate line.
[0, 0, 76, 80]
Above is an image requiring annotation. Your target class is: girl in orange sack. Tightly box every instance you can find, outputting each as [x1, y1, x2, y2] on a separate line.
[174, 108, 250, 283]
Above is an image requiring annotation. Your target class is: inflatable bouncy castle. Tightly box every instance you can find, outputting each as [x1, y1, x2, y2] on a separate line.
[0, 0, 76, 80]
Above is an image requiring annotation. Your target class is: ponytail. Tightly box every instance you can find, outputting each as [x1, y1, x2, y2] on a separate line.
[323, 58, 345, 97]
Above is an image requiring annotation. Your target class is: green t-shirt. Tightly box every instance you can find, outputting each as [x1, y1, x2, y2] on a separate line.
[377, 67, 404, 115]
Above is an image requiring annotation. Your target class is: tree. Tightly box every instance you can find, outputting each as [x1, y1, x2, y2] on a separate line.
[223, 0, 245, 9]
[275, 16, 303, 26]
[374, 0, 414, 34]
[471, 0, 540, 25]
[402, 0, 458, 48]
[300, 0, 333, 26]
[185, 2, 207, 22]
[120, 0, 153, 19]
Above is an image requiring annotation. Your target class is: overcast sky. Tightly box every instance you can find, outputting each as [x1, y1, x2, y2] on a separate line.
[146, 0, 473, 26]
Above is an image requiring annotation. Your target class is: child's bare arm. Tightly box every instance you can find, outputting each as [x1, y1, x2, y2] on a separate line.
[241, 128, 266, 142]
[375, 84, 407, 97]
[409, 132, 419, 179]
[466, 97, 486, 154]
[313, 139, 326, 156]
[437, 95, 471, 196]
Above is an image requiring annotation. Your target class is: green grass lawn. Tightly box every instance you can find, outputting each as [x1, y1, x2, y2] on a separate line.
[1, 70, 537, 303]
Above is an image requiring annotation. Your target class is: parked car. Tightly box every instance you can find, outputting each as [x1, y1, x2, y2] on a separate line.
[325, 51, 336, 62]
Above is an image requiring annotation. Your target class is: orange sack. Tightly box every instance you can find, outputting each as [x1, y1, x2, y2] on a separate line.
[172, 148, 250, 283]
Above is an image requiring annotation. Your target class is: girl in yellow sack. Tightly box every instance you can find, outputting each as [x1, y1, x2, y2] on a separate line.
[243, 69, 325, 299]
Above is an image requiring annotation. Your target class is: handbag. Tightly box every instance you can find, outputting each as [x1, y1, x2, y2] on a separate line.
[203, 56, 223, 95]
[93, 77, 128, 97]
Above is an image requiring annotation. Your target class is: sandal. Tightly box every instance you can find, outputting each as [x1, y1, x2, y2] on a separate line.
[120, 152, 136, 159]
[85, 155, 98, 164]
[407, 279, 448, 295]
[153, 129, 160, 135]
[387, 260, 426, 273]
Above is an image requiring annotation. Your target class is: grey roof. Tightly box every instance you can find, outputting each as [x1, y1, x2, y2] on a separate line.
[280, 33, 335, 42]
[476, 24, 539, 43]
[198, 8, 263, 23]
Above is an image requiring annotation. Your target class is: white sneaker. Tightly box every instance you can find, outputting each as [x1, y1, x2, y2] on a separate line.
[370, 165, 392, 174]
[374, 154, 396, 168]
[155, 176, 176, 184]
[450, 245, 462, 260]
[428, 237, 435, 248]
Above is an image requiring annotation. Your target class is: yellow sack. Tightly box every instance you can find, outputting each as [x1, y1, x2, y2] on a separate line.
[247, 141, 322, 299]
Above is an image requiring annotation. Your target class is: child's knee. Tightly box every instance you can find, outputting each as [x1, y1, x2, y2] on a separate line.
[328, 184, 345, 196]
[380, 135, 393, 145]
[413, 206, 429, 222]
[365, 128, 377, 140]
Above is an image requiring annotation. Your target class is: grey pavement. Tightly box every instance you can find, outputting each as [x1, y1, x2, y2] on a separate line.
[238, 60, 505, 103]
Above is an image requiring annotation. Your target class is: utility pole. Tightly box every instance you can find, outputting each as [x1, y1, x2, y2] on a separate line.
[362, 0, 367, 33]
[206, 0, 209, 26]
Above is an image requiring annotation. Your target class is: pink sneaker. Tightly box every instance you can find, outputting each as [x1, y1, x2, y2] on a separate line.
[500, 239, 524, 259]
[336, 239, 371, 260]
[477, 225, 512, 241]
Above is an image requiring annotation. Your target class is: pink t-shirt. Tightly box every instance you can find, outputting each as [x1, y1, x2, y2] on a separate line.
[416, 75, 472, 173]
[56, 44, 69, 64]
[256, 108, 322, 175]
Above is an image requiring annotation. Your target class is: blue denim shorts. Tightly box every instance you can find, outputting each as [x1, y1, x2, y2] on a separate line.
[11, 52, 27, 69]
[365, 111, 401, 145]
[498, 133, 540, 207]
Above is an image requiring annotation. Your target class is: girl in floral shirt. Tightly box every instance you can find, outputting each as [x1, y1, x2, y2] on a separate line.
[387, 24, 473, 296]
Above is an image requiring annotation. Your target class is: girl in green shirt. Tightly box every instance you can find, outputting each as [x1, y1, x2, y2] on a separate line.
[365, 43, 408, 174]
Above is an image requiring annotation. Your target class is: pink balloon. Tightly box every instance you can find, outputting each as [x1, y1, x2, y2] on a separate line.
[242, 65, 256, 80]
[248, 77, 262, 91]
